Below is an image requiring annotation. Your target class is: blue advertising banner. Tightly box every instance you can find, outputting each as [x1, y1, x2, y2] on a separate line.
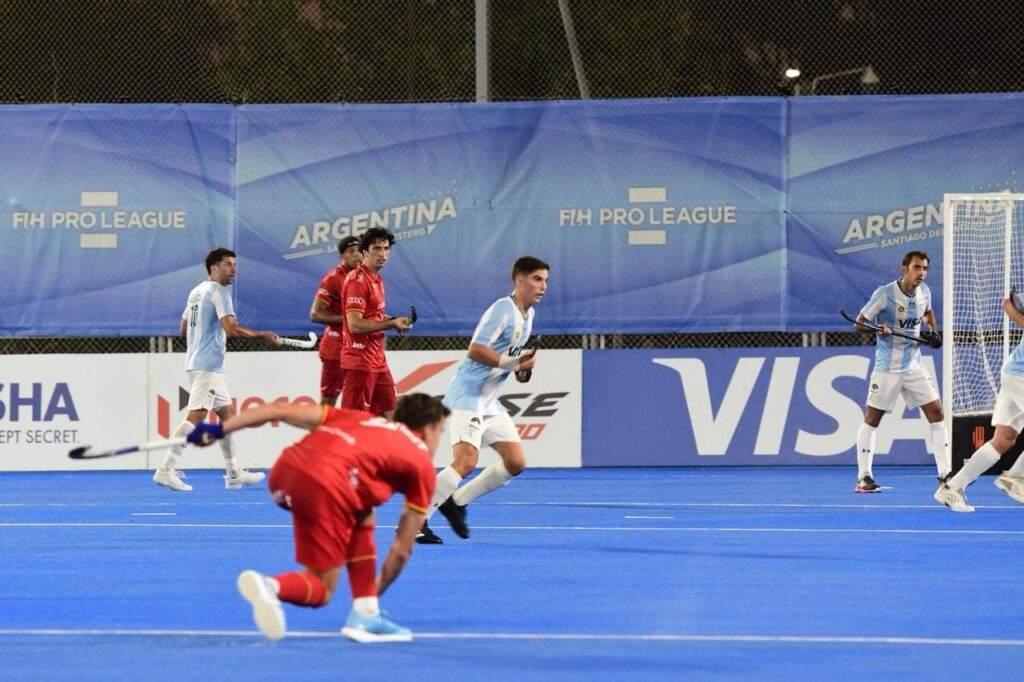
[235, 99, 787, 335]
[0, 105, 235, 335]
[788, 93, 1024, 331]
[582, 347, 941, 466]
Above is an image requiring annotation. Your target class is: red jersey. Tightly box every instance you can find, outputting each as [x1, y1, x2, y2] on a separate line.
[315, 264, 354, 361]
[340, 263, 388, 371]
[278, 407, 436, 514]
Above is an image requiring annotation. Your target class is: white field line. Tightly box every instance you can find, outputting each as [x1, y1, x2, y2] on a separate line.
[1, 522, 1024, 536]
[0, 628, 1022, 647]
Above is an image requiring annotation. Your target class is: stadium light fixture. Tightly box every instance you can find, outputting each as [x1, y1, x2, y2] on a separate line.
[810, 65, 880, 95]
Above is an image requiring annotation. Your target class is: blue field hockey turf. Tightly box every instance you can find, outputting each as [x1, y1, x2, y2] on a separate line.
[1, 467, 1022, 681]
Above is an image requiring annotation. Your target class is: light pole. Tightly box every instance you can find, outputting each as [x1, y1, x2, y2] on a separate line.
[810, 65, 880, 95]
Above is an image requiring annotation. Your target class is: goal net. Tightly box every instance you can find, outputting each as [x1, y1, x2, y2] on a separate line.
[943, 193, 1024, 429]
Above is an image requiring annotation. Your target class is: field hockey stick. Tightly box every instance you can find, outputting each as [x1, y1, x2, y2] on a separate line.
[515, 334, 542, 382]
[69, 437, 188, 460]
[275, 331, 318, 349]
[839, 308, 940, 348]
[408, 305, 417, 324]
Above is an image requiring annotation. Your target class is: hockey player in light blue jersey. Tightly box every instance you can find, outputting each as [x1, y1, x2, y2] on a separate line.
[153, 247, 280, 492]
[416, 256, 549, 544]
[852, 250, 949, 495]
[936, 291, 1024, 512]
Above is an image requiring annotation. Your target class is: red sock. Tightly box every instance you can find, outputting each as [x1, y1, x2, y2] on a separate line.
[273, 571, 328, 608]
[346, 524, 378, 598]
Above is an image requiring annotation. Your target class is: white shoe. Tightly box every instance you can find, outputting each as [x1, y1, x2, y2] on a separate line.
[994, 474, 1024, 504]
[237, 570, 285, 641]
[153, 468, 192, 492]
[934, 483, 975, 513]
[225, 469, 266, 490]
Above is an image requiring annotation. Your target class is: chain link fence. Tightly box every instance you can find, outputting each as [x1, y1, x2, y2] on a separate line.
[0, 1, 995, 354]
[0, 0, 1019, 105]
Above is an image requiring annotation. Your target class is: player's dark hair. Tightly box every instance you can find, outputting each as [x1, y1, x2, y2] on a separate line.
[902, 250, 928, 267]
[393, 393, 450, 432]
[205, 247, 236, 273]
[338, 236, 361, 255]
[511, 256, 550, 281]
[359, 227, 395, 252]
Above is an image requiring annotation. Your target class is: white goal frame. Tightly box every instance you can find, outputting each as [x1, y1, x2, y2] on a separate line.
[942, 192, 1024, 442]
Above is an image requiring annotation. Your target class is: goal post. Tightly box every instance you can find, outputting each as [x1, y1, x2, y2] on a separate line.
[943, 192, 1024, 463]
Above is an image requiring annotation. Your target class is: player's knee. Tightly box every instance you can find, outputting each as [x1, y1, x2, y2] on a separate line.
[504, 456, 526, 476]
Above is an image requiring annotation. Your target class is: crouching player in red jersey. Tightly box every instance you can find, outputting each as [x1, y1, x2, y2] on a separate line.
[187, 393, 448, 643]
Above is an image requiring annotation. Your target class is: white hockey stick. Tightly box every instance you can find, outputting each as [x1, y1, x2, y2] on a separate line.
[69, 437, 188, 460]
[276, 332, 318, 349]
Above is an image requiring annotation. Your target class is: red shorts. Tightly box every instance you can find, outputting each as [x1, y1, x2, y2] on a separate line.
[320, 359, 345, 400]
[268, 457, 357, 571]
[340, 368, 396, 415]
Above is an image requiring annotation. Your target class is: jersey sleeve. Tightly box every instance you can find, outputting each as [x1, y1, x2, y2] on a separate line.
[315, 272, 339, 306]
[470, 299, 511, 348]
[343, 275, 369, 315]
[211, 286, 235, 319]
[399, 451, 436, 514]
[860, 287, 888, 322]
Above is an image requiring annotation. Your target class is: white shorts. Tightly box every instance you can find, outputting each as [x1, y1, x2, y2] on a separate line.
[866, 365, 939, 413]
[992, 373, 1024, 433]
[448, 409, 520, 451]
[186, 370, 232, 411]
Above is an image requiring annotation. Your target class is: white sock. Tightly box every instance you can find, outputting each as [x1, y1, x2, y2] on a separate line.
[265, 576, 280, 595]
[1005, 452, 1024, 477]
[452, 462, 514, 506]
[159, 421, 194, 471]
[425, 466, 462, 521]
[220, 434, 239, 477]
[929, 422, 950, 478]
[856, 423, 877, 479]
[352, 596, 380, 617]
[949, 442, 1001, 490]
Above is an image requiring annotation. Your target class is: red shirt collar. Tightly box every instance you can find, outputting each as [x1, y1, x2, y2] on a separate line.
[356, 262, 383, 282]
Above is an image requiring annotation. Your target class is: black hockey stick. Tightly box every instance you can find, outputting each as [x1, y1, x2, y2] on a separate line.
[840, 308, 941, 348]
[69, 437, 187, 460]
[515, 334, 542, 383]
[408, 306, 417, 324]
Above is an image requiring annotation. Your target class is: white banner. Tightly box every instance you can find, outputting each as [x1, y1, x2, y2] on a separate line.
[147, 349, 582, 471]
[0, 355, 149, 471]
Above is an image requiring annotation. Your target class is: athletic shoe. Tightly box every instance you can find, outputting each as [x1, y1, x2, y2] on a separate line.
[153, 468, 192, 492]
[854, 475, 881, 493]
[934, 483, 975, 513]
[438, 496, 470, 539]
[341, 608, 413, 643]
[414, 520, 443, 545]
[225, 469, 266, 490]
[994, 474, 1024, 504]
[237, 570, 286, 641]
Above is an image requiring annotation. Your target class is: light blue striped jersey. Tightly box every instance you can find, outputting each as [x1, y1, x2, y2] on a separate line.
[182, 280, 235, 373]
[443, 296, 535, 415]
[859, 280, 931, 373]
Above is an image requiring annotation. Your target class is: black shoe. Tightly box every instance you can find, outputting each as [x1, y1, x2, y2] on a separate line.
[414, 520, 443, 545]
[438, 496, 469, 539]
[854, 475, 881, 493]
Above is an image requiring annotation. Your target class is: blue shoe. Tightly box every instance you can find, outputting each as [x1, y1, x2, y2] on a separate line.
[341, 608, 413, 643]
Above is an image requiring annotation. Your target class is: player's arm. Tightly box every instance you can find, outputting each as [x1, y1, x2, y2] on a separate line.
[856, 292, 891, 335]
[376, 504, 423, 597]
[467, 343, 536, 372]
[923, 309, 939, 334]
[192, 403, 327, 446]
[345, 309, 411, 335]
[179, 318, 187, 336]
[218, 315, 279, 345]
[309, 296, 343, 326]
[1003, 296, 1024, 329]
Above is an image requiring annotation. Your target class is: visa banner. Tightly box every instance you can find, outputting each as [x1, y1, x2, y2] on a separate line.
[582, 347, 942, 466]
